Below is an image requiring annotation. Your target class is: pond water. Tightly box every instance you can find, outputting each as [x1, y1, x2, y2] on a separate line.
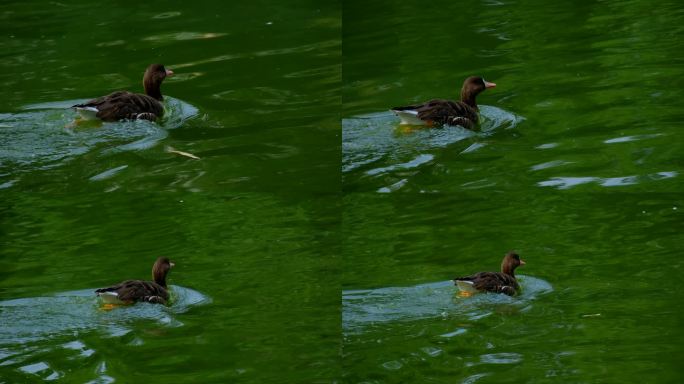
[342, 0, 683, 382]
[1, 0, 683, 382]
[0, 1, 339, 383]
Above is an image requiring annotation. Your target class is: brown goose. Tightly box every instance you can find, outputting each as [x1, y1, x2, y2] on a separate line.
[72, 64, 174, 122]
[453, 251, 525, 296]
[95, 257, 175, 305]
[392, 76, 496, 129]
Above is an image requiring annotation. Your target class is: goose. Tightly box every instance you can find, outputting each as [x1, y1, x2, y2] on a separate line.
[453, 251, 525, 296]
[392, 76, 496, 129]
[95, 257, 175, 305]
[73, 63, 173, 122]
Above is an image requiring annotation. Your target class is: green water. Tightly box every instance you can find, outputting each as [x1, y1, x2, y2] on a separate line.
[1, 1, 339, 383]
[342, 0, 683, 383]
[1, 0, 683, 383]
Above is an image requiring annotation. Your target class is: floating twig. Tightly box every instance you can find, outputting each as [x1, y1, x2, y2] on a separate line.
[166, 146, 200, 160]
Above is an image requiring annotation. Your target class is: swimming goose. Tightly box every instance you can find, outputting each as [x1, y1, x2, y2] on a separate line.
[453, 251, 525, 296]
[392, 76, 496, 129]
[95, 257, 175, 305]
[73, 64, 174, 122]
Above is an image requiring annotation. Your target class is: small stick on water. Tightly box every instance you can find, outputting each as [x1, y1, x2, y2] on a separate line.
[166, 146, 200, 160]
[581, 313, 602, 318]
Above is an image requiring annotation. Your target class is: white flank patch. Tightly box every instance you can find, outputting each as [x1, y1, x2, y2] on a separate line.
[455, 280, 478, 293]
[74, 106, 99, 120]
[97, 291, 125, 304]
[392, 109, 426, 125]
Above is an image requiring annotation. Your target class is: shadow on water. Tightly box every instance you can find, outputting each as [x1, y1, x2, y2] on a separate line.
[342, 105, 524, 192]
[343, 276, 552, 335]
[0, 285, 209, 381]
[0, 97, 198, 183]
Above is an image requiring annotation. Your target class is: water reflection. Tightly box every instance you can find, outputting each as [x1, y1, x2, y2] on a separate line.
[538, 171, 678, 189]
[603, 134, 662, 144]
[142, 32, 227, 43]
[173, 40, 339, 69]
[151, 11, 182, 19]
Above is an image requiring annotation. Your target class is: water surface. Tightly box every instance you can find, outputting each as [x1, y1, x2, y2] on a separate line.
[342, 0, 683, 382]
[0, 1, 340, 383]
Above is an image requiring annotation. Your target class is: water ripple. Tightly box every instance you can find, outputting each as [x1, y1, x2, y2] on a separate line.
[479, 352, 523, 365]
[342, 106, 523, 192]
[0, 97, 198, 180]
[142, 31, 226, 43]
[367, 154, 434, 176]
[343, 276, 553, 334]
[0, 285, 209, 381]
[0, 285, 210, 344]
[530, 160, 573, 171]
[603, 133, 662, 144]
[538, 171, 678, 189]
[152, 11, 182, 19]
[462, 373, 491, 384]
[173, 40, 339, 69]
